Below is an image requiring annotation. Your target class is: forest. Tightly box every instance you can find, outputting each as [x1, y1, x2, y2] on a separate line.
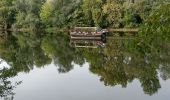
[0, 0, 169, 30]
[0, 0, 170, 99]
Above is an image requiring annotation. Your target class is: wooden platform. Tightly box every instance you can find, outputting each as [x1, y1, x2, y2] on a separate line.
[70, 27, 108, 37]
[70, 32, 102, 37]
[70, 36, 101, 40]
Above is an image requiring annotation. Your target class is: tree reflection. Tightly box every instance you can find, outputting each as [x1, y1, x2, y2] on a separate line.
[41, 32, 85, 73]
[0, 31, 85, 74]
[0, 31, 170, 96]
[0, 67, 22, 99]
[79, 37, 168, 95]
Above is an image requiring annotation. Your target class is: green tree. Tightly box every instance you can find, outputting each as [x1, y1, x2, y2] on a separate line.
[0, 0, 15, 29]
[12, 0, 45, 30]
[102, 0, 123, 27]
[40, 2, 53, 26]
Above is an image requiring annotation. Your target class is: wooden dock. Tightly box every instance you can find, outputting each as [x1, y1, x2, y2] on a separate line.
[70, 36, 101, 40]
[70, 27, 108, 40]
[70, 27, 138, 40]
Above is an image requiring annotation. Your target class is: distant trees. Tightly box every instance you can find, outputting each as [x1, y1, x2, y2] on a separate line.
[12, 0, 45, 30]
[0, 0, 170, 98]
[102, 0, 123, 27]
[131, 3, 170, 54]
[0, 0, 169, 29]
[40, 1, 53, 26]
[0, 0, 15, 29]
[40, 0, 82, 28]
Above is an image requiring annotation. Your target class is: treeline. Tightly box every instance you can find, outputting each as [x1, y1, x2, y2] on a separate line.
[0, 0, 169, 30]
[0, 0, 45, 30]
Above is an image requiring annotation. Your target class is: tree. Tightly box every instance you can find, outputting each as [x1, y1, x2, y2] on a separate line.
[40, 2, 53, 26]
[102, 0, 123, 27]
[12, 0, 45, 30]
[0, 0, 15, 29]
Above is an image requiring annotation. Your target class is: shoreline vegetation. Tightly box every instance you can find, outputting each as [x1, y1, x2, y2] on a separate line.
[0, 0, 170, 53]
[0, 0, 169, 32]
[0, 1, 170, 98]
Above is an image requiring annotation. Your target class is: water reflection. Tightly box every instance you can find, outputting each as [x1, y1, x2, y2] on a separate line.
[0, 31, 170, 99]
[70, 39, 106, 48]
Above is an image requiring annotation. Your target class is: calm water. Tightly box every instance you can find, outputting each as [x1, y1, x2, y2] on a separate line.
[0, 31, 170, 100]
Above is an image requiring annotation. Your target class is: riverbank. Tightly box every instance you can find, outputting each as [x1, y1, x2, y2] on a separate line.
[0, 27, 139, 33]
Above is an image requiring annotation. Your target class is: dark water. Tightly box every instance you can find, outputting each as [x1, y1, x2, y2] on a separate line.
[0, 31, 170, 100]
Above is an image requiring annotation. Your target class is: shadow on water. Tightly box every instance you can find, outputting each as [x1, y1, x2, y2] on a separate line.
[0, 31, 170, 99]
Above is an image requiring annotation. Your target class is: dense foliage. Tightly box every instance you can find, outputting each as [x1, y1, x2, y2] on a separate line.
[0, 0, 169, 30]
[127, 3, 170, 55]
[0, 0, 170, 99]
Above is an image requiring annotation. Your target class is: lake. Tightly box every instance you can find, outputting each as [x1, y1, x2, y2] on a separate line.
[0, 31, 170, 100]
